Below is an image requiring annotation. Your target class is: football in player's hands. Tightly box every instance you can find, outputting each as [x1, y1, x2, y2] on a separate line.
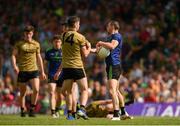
[97, 46, 110, 59]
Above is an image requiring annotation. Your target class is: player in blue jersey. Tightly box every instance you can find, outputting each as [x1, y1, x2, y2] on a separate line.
[96, 21, 132, 120]
[45, 35, 63, 118]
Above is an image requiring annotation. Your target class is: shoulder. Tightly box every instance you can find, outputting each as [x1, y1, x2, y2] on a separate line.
[111, 33, 122, 42]
[14, 40, 23, 48]
[32, 40, 40, 46]
[74, 32, 85, 39]
[16, 40, 24, 45]
[45, 47, 53, 53]
[112, 33, 122, 39]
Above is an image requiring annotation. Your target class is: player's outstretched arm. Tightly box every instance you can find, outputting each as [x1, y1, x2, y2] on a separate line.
[92, 99, 112, 105]
[96, 40, 118, 50]
[90, 48, 97, 53]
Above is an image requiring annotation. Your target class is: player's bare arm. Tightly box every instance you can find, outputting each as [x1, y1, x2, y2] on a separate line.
[85, 41, 96, 53]
[11, 48, 19, 74]
[81, 42, 91, 57]
[90, 48, 97, 53]
[37, 53, 46, 80]
[54, 64, 62, 80]
[93, 99, 113, 105]
[96, 40, 118, 50]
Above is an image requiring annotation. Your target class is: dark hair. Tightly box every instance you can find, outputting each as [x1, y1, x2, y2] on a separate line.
[60, 19, 68, 26]
[61, 22, 68, 26]
[67, 16, 80, 28]
[52, 34, 61, 41]
[109, 20, 120, 30]
[23, 25, 35, 32]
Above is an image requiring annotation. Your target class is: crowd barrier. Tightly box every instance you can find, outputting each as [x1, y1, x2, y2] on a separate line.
[126, 102, 180, 117]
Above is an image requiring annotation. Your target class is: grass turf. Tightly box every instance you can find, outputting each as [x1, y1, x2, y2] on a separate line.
[0, 115, 179, 125]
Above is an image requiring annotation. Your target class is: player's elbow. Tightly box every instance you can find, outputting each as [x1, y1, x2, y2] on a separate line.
[104, 44, 115, 50]
[11, 53, 16, 57]
[11, 55, 16, 61]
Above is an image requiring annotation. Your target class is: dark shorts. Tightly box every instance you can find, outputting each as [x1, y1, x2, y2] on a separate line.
[18, 70, 39, 83]
[48, 73, 64, 87]
[62, 68, 86, 81]
[106, 64, 122, 80]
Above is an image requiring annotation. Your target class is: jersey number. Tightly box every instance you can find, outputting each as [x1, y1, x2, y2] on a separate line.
[65, 34, 74, 45]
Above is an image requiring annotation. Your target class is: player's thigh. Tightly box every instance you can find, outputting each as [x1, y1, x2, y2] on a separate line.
[72, 82, 78, 94]
[106, 103, 113, 111]
[49, 83, 57, 93]
[72, 82, 78, 100]
[29, 78, 40, 91]
[62, 79, 74, 93]
[108, 79, 118, 91]
[56, 86, 62, 94]
[19, 83, 27, 95]
[56, 86, 64, 98]
[76, 77, 88, 91]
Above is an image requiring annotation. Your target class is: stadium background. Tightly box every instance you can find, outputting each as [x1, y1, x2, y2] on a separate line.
[0, 0, 179, 117]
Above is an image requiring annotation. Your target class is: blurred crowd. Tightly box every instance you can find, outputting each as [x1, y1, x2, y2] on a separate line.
[0, 0, 179, 111]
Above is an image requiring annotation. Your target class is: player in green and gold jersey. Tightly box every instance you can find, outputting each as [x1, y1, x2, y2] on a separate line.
[60, 16, 91, 120]
[11, 25, 46, 117]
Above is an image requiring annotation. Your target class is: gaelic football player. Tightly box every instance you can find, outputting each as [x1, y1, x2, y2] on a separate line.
[96, 21, 132, 120]
[45, 35, 64, 118]
[11, 25, 46, 117]
[60, 16, 91, 120]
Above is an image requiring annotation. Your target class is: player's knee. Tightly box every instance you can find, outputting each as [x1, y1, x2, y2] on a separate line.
[20, 92, 26, 97]
[109, 88, 116, 96]
[62, 90, 66, 96]
[33, 89, 39, 94]
[80, 85, 88, 92]
[65, 88, 72, 94]
[50, 90, 56, 96]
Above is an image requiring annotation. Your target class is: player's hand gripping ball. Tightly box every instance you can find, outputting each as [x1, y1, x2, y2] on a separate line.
[97, 46, 110, 59]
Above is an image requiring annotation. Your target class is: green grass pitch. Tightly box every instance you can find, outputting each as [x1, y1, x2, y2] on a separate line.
[0, 115, 179, 125]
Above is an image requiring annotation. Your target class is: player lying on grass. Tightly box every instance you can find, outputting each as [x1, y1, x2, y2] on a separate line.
[86, 89, 134, 119]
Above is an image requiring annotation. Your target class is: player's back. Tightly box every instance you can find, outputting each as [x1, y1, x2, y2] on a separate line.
[62, 31, 87, 68]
